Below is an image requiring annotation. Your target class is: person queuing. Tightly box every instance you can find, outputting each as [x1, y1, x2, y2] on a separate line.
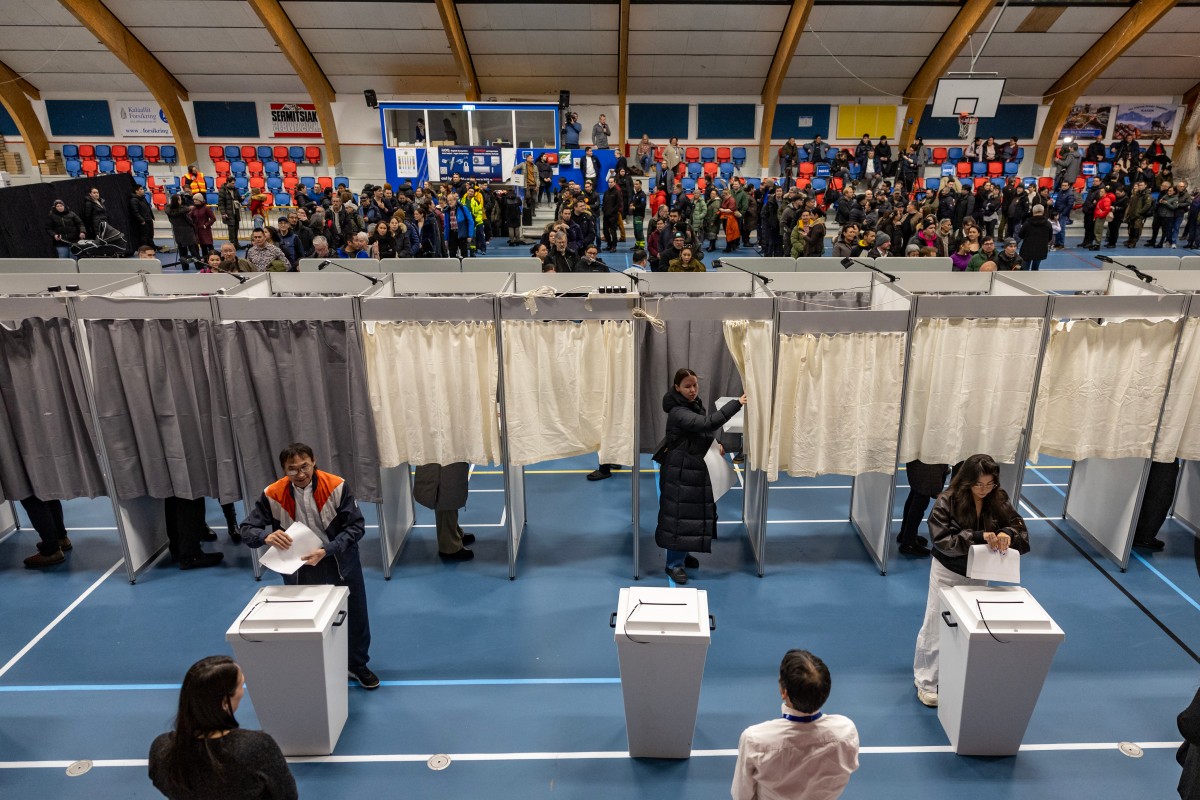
[46, 199, 85, 259]
[148, 655, 297, 800]
[238, 443, 379, 690]
[218, 177, 244, 250]
[731, 649, 860, 800]
[913, 454, 1029, 708]
[167, 194, 200, 270]
[129, 185, 156, 252]
[655, 368, 745, 585]
[81, 186, 109, 239]
[190, 194, 217, 260]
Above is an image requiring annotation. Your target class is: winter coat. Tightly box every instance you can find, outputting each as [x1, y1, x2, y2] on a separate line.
[412, 463, 470, 511]
[1124, 189, 1152, 224]
[46, 208, 85, 243]
[1156, 193, 1182, 220]
[1053, 149, 1083, 185]
[502, 193, 523, 228]
[655, 390, 743, 554]
[81, 197, 108, 238]
[167, 205, 197, 247]
[667, 257, 704, 273]
[805, 222, 826, 257]
[906, 461, 949, 496]
[789, 224, 807, 258]
[218, 184, 242, 222]
[190, 204, 216, 246]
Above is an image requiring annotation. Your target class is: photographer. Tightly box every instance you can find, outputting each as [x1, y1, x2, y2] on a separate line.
[562, 112, 581, 147]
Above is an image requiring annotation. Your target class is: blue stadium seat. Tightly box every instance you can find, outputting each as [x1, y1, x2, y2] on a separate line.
[257, 145, 273, 161]
[231, 160, 247, 176]
[299, 176, 316, 190]
[925, 178, 940, 191]
[1003, 162, 1018, 175]
[848, 163, 861, 179]
[62, 144, 79, 158]
[681, 177, 696, 192]
[990, 177, 1005, 187]
[946, 147, 963, 161]
[206, 192, 219, 205]
[941, 163, 956, 176]
[265, 162, 281, 177]
[798, 146, 810, 162]
[133, 175, 147, 188]
[958, 178, 972, 189]
[1016, 147, 1025, 162]
[266, 176, 283, 192]
[65, 159, 82, 176]
[224, 145, 240, 161]
[686, 163, 702, 180]
[275, 192, 292, 206]
[160, 145, 177, 164]
[94, 144, 111, 158]
[718, 163, 735, 180]
[731, 147, 746, 167]
[811, 177, 827, 192]
[98, 158, 115, 173]
[971, 162, 987, 176]
[288, 146, 305, 162]
[126, 144, 143, 159]
[205, 176, 215, 191]
[1097, 162, 1113, 175]
[1023, 177, 1038, 187]
[700, 147, 716, 163]
[234, 176, 249, 191]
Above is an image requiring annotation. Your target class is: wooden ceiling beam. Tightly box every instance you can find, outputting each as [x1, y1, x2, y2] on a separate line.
[757, 0, 816, 170]
[617, 0, 629, 150]
[433, 0, 481, 101]
[0, 59, 49, 162]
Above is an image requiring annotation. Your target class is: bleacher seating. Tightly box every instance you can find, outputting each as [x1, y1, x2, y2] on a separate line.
[161, 146, 177, 164]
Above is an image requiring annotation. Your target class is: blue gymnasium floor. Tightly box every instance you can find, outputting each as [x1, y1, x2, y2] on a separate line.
[0, 455, 1196, 799]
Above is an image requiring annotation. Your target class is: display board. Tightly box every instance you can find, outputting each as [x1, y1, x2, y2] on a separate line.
[836, 105, 897, 140]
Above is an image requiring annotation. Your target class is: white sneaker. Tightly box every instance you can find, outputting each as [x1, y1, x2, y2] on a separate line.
[916, 685, 939, 707]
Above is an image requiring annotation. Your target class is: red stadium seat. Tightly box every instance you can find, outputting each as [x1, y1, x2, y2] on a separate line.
[653, 146, 663, 162]
[208, 145, 224, 160]
[143, 145, 160, 162]
[214, 160, 230, 176]
[240, 145, 256, 161]
[316, 176, 333, 190]
[111, 144, 127, 159]
[1038, 176, 1054, 189]
[973, 177, 987, 188]
[280, 160, 298, 177]
[115, 160, 132, 174]
[81, 159, 98, 176]
[795, 178, 810, 191]
[283, 176, 299, 191]
[799, 162, 815, 177]
[78, 144, 95, 158]
[955, 162, 970, 177]
[247, 160, 264, 177]
[987, 161, 1002, 176]
[273, 145, 289, 161]
[702, 162, 718, 180]
[304, 146, 321, 165]
[931, 147, 947, 164]
[684, 147, 700, 163]
[716, 147, 731, 163]
[152, 192, 167, 210]
[248, 176, 265, 190]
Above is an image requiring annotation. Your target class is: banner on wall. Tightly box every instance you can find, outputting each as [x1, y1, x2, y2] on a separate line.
[1114, 104, 1178, 139]
[269, 103, 321, 138]
[1060, 104, 1110, 139]
[438, 146, 503, 180]
[115, 102, 171, 138]
[395, 147, 419, 179]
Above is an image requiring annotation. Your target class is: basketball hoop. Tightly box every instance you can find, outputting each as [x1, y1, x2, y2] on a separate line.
[958, 113, 979, 140]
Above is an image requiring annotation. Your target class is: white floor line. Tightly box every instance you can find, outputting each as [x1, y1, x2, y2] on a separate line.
[0, 741, 1182, 769]
[0, 558, 124, 680]
[0, 528, 18, 546]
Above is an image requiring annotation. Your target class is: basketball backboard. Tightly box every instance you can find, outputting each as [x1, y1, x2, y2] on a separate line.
[931, 78, 1006, 118]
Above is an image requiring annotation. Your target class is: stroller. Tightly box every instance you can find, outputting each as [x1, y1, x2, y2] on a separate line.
[70, 222, 128, 258]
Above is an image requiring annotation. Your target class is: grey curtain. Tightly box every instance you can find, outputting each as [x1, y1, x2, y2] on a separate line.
[86, 318, 241, 503]
[215, 320, 381, 502]
[639, 316, 743, 454]
[0, 317, 106, 501]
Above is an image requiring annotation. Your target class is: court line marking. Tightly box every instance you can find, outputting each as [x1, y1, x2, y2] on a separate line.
[0, 677, 625, 693]
[0, 741, 1183, 769]
[0, 558, 124, 681]
[1027, 466, 1067, 497]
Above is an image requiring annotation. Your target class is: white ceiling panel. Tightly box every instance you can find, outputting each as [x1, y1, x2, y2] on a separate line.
[282, 1, 443, 30]
[629, 76, 764, 96]
[0, 27, 107, 52]
[1088, 77, 1199, 98]
[182, 74, 305, 94]
[483, 75, 616, 96]
[993, 78, 1053, 98]
[788, 55, 927, 80]
[1099, 57, 1200, 81]
[41, 73, 149, 93]
[4, 50, 127, 75]
[630, 3, 787, 32]
[467, 29, 618, 55]
[3, 0, 87, 27]
[793, 31, 944, 59]
[459, 3, 617, 31]
[106, 0, 262, 28]
[157, 51, 294, 75]
[1124, 32, 1200, 57]
[332, 74, 464, 96]
[806, 5, 957, 33]
[315, 53, 459, 76]
[948, 55, 1080, 80]
[949, 31, 1103, 60]
[133, 26, 276, 52]
[308, 29, 450, 54]
[474, 54, 617, 78]
[629, 30, 779, 55]
[629, 54, 772, 79]
[975, 4, 1127, 34]
[1155, 6, 1200, 28]
[779, 76, 909, 96]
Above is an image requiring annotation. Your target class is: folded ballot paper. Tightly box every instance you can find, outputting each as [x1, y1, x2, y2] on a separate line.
[258, 521, 324, 575]
[705, 440, 736, 502]
[966, 543, 1021, 584]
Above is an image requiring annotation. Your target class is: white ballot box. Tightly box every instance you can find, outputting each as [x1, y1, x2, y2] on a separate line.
[612, 586, 713, 758]
[937, 585, 1064, 756]
[226, 584, 350, 756]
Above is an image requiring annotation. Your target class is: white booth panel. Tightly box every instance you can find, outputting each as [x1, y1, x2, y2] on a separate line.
[1182, 257, 1200, 272]
[1065, 456, 1149, 568]
[0, 501, 15, 536]
[114, 496, 170, 582]
[851, 471, 896, 573]
[77, 258, 162, 274]
[0, 258, 78, 274]
[380, 258, 461, 273]
[298, 257, 380, 273]
[465, 257, 540, 273]
[378, 464, 415, 579]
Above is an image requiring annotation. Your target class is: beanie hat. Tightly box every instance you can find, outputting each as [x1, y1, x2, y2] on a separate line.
[875, 233, 890, 246]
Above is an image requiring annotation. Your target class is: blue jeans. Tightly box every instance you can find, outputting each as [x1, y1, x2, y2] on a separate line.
[639, 154, 653, 175]
[54, 244, 72, 259]
[666, 549, 687, 569]
[1169, 216, 1183, 245]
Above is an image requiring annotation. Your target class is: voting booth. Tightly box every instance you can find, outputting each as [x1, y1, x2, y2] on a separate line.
[227, 584, 350, 756]
[936, 585, 1064, 756]
[612, 586, 713, 759]
[0, 501, 15, 537]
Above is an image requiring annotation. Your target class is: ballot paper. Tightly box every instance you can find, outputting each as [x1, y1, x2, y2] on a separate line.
[966, 543, 1021, 584]
[257, 521, 325, 575]
[705, 440, 736, 502]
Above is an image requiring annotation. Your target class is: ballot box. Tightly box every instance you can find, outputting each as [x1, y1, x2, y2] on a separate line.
[937, 585, 1064, 756]
[612, 586, 713, 758]
[227, 585, 350, 756]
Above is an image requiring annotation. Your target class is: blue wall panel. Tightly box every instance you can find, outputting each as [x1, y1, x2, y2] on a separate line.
[193, 101, 259, 139]
[0, 105, 17, 137]
[46, 100, 112, 137]
[697, 104, 756, 140]
[917, 104, 1038, 141]
[771, 104, 832, 140]
[627, 103, 688, 140]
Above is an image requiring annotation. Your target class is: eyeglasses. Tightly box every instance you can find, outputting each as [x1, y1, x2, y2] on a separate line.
[285, 463, 314, 476]
[972, 481, 996, 491]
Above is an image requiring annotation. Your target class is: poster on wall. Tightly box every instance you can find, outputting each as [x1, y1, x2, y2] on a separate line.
[1060, 104, 1110, 139]
[1114, 104, 1178, 139]
[270, 103, 321, 138]
[115, 102, 171, 138]
[395, 147, 419, 179]
[438, 146, 503, 180]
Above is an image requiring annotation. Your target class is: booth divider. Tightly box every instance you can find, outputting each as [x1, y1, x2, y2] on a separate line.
[357, 272, 514, 575]
[298, 258, 379, 273]
[766, 272, 913, 573]
[77, 258, 162, 274]
[0, 501, 16, 537]
[1182, 257, 1200, 272]
[1008, 270, 1188, 569]
[0, 258, 78, 274]
[465, 257, 541, 273]
[379, 258, 461, 273]
[500, 272, 640, 578]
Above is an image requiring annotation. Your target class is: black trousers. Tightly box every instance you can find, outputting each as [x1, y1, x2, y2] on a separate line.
[286, 555, 371, 671]
[19, 496, 67, 555]
[227, 216, 240, 246]
[164, 495, 206, 562]
[1080, 215, 1095, 247]
[898, 490, 935, 547]
[1135, 460, 1180, 542]
[448, 232, 470, 258]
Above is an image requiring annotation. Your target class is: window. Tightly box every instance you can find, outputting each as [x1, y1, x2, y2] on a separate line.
[515, 109, 556, 148]
[384, 109, 428, 147]
[471, 109, 513, 146]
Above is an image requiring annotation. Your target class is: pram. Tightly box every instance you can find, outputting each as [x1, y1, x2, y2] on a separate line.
[70, 222, 128, 258]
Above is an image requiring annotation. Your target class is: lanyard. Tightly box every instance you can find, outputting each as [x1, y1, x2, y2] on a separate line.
[782, 712, 823, 724]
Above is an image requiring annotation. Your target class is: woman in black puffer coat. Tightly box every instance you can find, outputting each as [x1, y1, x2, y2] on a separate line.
[655, 367, 745, 585]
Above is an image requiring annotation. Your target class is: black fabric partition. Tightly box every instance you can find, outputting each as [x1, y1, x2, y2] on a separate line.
[86, 319, 241, 503]
[0, 317, 107, 501]
[638, 320, 743, 454]
[0, 174, 137, 258]
[215, 320, 382, 502]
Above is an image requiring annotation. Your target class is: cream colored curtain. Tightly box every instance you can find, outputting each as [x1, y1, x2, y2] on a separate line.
[1156, 318, 1200, 461]
[900, 317, 1043, 465]
[502, 320, 635, 466]
[722, 320, 774, 471]
[361, 321, 500, 468]
[769, 332, 906, 480]
[1030, 318, 1179, 462]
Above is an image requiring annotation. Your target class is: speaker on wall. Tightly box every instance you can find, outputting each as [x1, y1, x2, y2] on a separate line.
[558, 90, 570, 110]
[364, 89, 378, 109]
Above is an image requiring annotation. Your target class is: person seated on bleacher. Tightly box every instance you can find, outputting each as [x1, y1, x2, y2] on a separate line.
[1084, 135, 1106, 164]
[780, 137, 800, 178]
[216, 242, 253, 273]
[981, 137, 999, 162]
[809, 135, 830, 164]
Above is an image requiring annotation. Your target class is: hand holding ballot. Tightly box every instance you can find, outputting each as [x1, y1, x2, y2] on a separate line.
[259, 521, 326, 575]
[983, 531, 1011, 553]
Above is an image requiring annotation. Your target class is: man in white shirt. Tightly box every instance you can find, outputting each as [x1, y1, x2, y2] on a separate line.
[731, 649, 859, 800]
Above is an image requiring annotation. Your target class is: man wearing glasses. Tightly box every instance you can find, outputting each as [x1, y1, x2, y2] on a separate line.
[239, 442, 379, 690]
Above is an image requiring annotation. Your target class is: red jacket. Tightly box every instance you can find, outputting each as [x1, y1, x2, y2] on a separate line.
[1093, 194, 1113, 220]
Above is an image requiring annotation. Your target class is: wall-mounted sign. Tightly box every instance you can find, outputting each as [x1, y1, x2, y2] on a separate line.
[270, 103, 321, 138]
[115, 102, 171, 138]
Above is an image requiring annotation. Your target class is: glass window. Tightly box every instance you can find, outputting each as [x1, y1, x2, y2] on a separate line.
[432, 111, 466, 145]
[515, 109, 557, 148]
[471, 109, 513, 146]
[384, 109, 428, 147]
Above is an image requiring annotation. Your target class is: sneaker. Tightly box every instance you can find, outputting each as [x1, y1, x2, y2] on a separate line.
[684, 554, 700, 569]
[179, 552, 224, 570]
[58, 535, 73, 552]
[438, 547, 474, 561]
[916, 685, 939, 708]
[666, 566, 688, 584]
[24, 550, 66, 568]
[349, 667, 380, 690]
[1132, 537, 1166, 551]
